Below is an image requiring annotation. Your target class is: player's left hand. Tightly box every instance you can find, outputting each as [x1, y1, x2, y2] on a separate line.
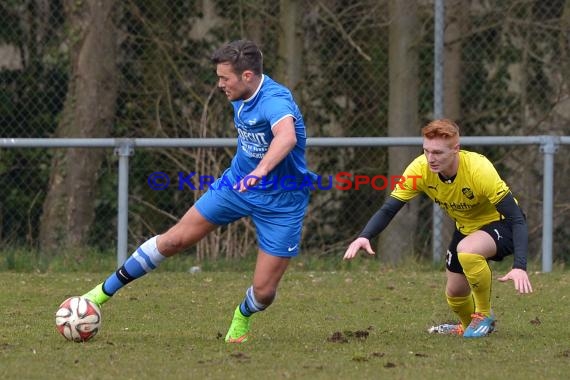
[235, 175, 260, 192]
[498, 268, 533, 294]
[235, 168, 267, 192]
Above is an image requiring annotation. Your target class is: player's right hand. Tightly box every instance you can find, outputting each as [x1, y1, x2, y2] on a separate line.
[343, 237, 375, 260]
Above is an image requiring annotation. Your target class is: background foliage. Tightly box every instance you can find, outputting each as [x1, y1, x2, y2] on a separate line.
[0, 0, 569, 265]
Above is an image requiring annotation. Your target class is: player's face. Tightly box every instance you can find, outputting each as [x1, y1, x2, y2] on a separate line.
[423, 138, 459, 176]
[216, 63, 252, 101]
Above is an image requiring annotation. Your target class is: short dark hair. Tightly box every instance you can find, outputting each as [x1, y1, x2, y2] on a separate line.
[211, 40, 263, 75]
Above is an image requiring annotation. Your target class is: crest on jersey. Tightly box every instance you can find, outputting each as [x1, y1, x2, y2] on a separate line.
[462, 187, 474, 200]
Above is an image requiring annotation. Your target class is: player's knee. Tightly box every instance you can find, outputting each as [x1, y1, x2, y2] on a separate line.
[157, 233, 190, 255]
[445, 277, 470, 297]
[456, 241, 470, 253]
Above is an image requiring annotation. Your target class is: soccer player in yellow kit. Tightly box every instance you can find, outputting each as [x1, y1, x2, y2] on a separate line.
[344, 119, 533, 338]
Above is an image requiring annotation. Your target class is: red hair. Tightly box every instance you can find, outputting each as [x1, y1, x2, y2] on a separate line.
[421, 119, 460, 147]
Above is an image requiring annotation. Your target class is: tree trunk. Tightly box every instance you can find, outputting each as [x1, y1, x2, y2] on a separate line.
[444, 0, 467, 122]
[439, 0, 469, 252]
[380, 0, 420, 264]
[277, 0, 303, 96]
[189, 0, 223, 40]
[39, 0, 118, 252]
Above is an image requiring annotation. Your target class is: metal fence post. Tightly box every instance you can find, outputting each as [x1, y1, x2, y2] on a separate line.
[114, 139, 135, 268]
[540, 135, 559, 273]
[432, 0, 445, 263]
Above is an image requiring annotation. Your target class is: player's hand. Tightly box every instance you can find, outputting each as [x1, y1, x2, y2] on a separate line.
[235, 168, 267, 193]
[343, 237, 375, 260]
[234, 175, 260, 193]
[498, 268, 533, 294]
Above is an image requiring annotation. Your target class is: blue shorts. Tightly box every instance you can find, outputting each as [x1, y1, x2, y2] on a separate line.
[194, 179, 310, 258]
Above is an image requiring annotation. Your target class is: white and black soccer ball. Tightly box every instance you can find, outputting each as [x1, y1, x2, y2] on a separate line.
[55, 296, 101, 342]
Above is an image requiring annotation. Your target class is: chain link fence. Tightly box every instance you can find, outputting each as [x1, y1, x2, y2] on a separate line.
[1, 0, 569, 265]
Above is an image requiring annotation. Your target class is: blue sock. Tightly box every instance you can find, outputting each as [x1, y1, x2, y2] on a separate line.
[102, 236, 166, 295]
[238, 286, 269, 317]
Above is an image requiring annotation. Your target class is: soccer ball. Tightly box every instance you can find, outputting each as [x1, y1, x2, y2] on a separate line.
[55, 296, 101, 342]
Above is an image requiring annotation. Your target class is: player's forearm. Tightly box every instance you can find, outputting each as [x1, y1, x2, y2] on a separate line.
[359, 197, 406, 239]
[255, 132, 297, 175]
[495, 193, 528, 270]
[511, 222, 529, 270]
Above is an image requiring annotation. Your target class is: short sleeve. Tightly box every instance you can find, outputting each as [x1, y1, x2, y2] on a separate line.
[472, 155, 510, 204]
[390, 155, 425, 202]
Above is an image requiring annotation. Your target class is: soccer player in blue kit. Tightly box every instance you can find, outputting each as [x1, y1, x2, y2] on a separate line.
[79, 40, 316, 343]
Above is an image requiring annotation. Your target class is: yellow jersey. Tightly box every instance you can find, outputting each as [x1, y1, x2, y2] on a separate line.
[390, 150, 510, 234]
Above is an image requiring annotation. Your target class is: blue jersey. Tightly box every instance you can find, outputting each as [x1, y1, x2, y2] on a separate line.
[195, 75, 313, 256]
[223, 75, 316, 192]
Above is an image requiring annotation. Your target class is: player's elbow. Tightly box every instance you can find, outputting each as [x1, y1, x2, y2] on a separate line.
[510, 216, 526, 226]
[281, 133, 297, 151]
[286, 132, 297, 145]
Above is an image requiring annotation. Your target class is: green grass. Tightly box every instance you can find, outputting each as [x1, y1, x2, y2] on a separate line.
[1, 262, 569, 380]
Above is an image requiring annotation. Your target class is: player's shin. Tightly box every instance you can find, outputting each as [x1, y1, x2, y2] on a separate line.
[446, 293, 475, 329]
[83, 236, 166, 305]
[457, 252, 492, 316]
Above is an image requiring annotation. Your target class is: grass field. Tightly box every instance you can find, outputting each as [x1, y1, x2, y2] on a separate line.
[1, 260, 569, 380]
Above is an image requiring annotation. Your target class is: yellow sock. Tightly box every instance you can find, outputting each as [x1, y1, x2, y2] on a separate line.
[446, 293, 475, 329]
[457, 252, 492, 317]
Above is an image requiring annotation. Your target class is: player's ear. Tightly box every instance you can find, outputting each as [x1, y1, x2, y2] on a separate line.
[241, 70, 254, 82]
